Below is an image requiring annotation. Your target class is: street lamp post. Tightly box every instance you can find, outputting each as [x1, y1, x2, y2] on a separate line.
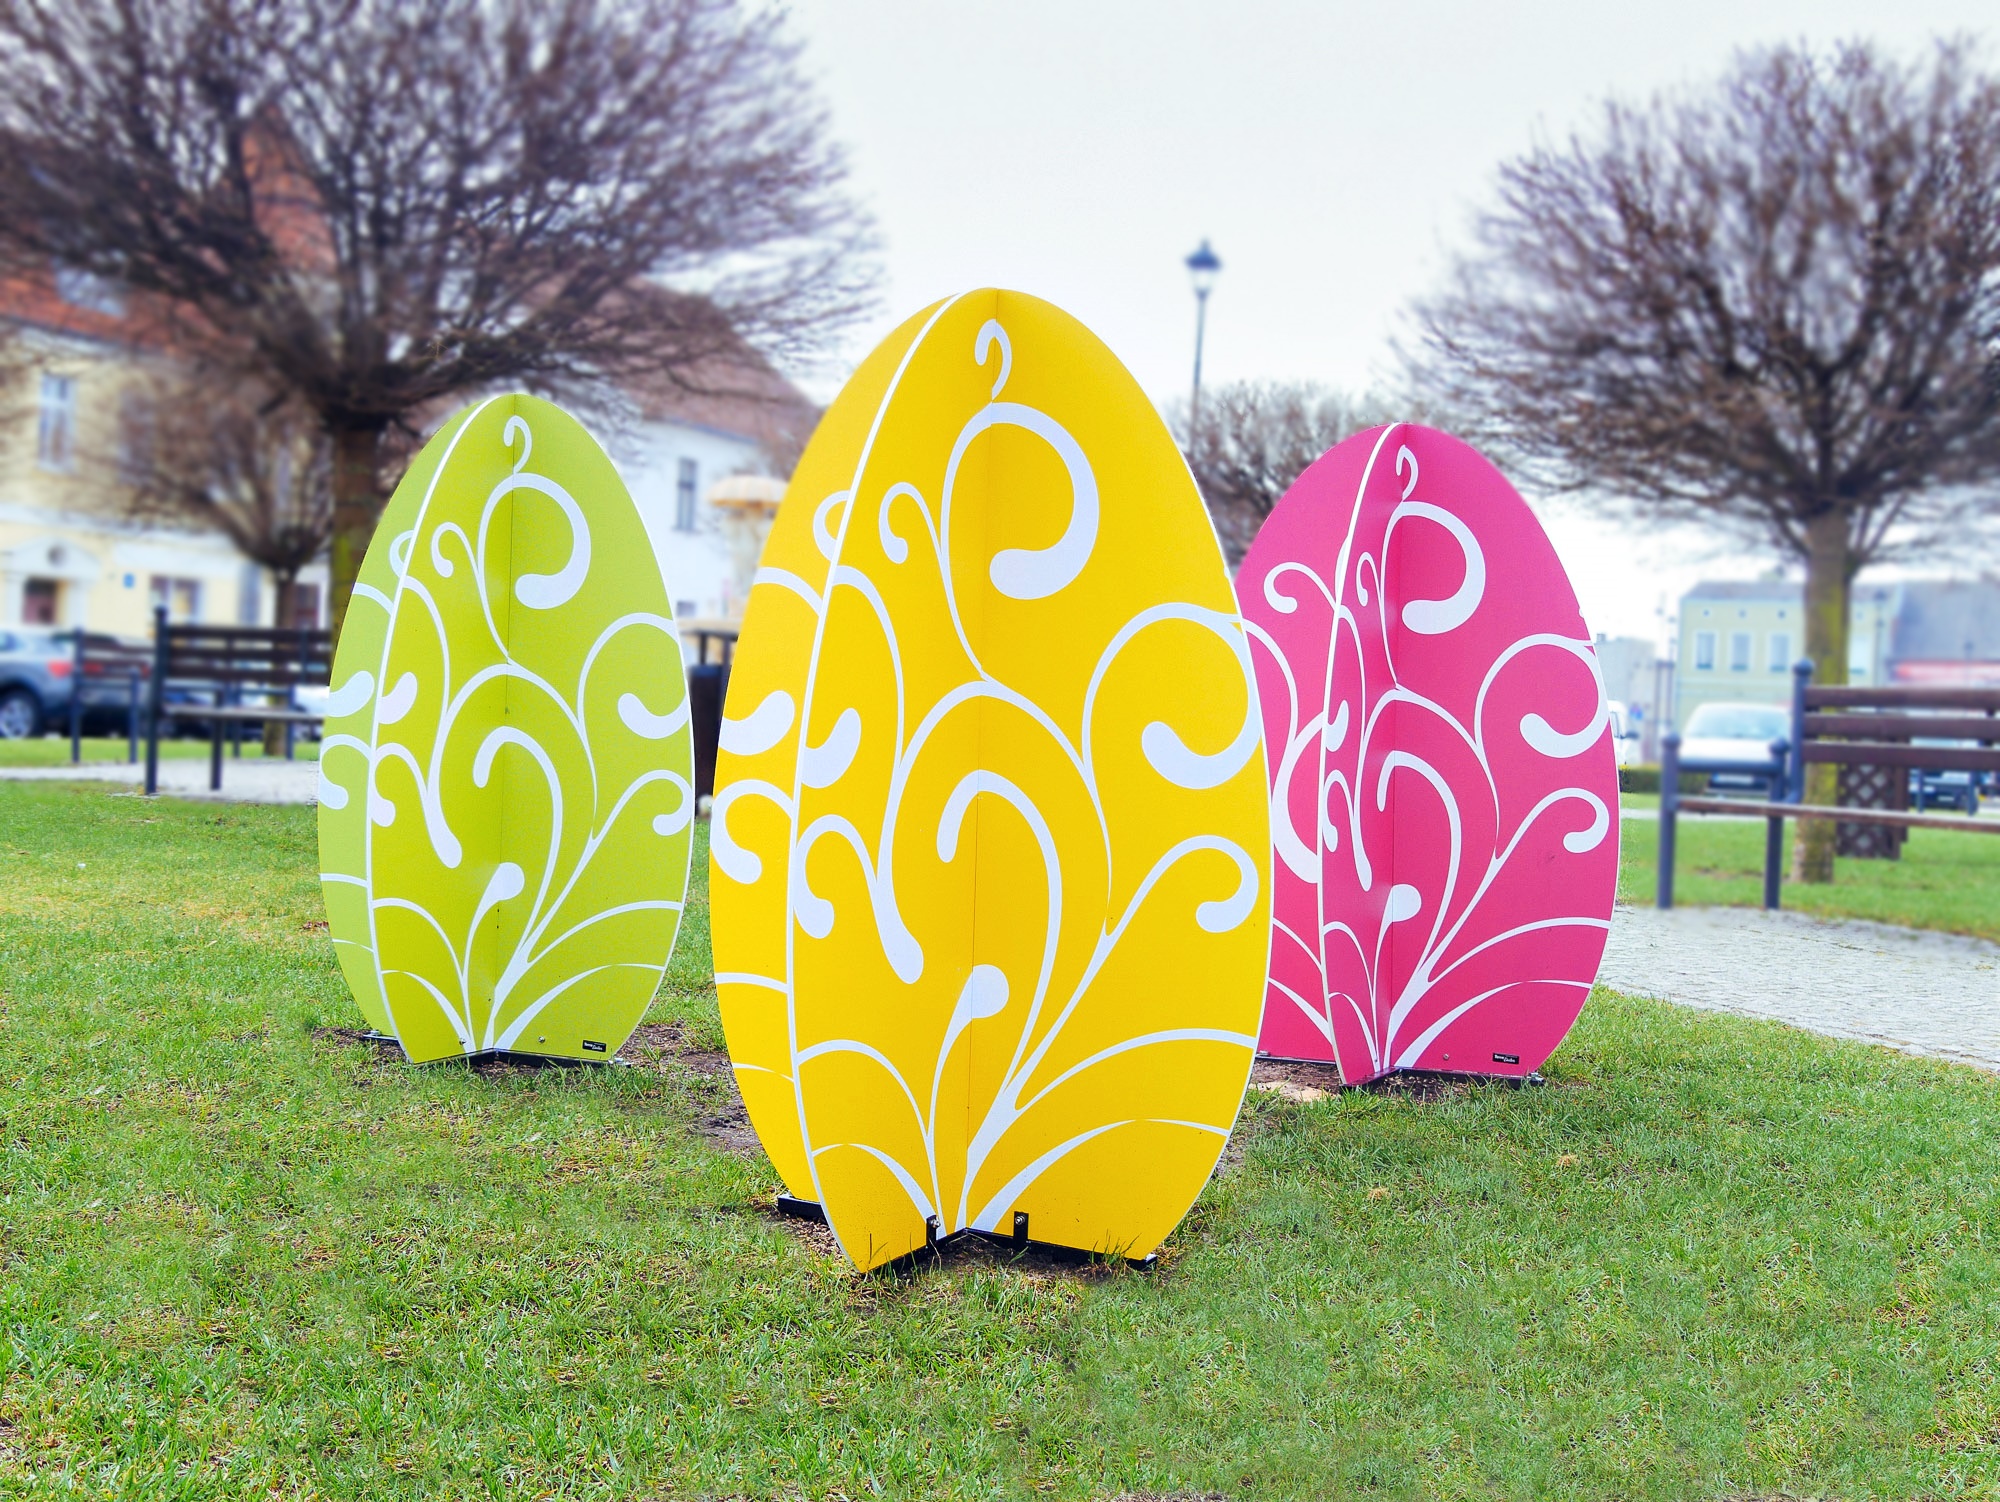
[1185, 239, 1221, 431]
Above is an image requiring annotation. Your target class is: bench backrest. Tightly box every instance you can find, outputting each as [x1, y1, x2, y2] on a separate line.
[1792, 668, 2000, 783]
[685, 627, 736, 668]
[1800, 680, 2000, 776]
[68, 630, 153, 681]
[154, 611, 332, 697]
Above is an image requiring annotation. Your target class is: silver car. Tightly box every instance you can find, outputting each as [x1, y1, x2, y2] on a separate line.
[1681, 701, 1790, 790]
[0, 628, 149, 739]
[0, 628, 74, 738]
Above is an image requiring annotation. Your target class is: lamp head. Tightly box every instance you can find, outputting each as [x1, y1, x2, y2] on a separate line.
[1185, 239, 1221, 297]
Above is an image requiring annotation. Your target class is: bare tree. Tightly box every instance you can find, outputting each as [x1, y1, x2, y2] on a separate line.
[117, 371, 333, 632]
[0, 0, 873, 638]
[110, 365, 334, 748]
[1413, 39, 2000, 881]
[1172, 381, 1416, 567]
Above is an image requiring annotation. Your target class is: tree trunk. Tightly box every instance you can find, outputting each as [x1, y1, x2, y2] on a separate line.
[1792, 509, 1852, 884]
[328, 423, 387, 650]
[263, 571, 297, 756]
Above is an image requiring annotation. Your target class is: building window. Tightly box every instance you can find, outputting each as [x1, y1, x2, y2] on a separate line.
[674, 598, 697, 619]
[1729, 632, 1751, 671]
[1768, 633, 1790, 673]
[37, 373, 76, 472]
[117, 388, 156, 485]
[674, 458, 699, 533]
[21, 579, 59, 626]
[1694, 631, 1717, 671]
[150, 576, 202, 623]
[287, 583, 323, 629]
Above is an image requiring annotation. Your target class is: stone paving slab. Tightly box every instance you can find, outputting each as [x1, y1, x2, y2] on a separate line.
[1600, 903, 2000, 1072]
[0, 760, 321, 804]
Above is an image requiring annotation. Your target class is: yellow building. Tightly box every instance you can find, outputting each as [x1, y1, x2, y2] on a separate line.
[1, 270, 306, 638]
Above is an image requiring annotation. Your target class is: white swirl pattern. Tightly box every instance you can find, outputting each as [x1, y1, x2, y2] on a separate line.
[1245, 424, 1617, 1079]
[715, 293, 1269, 1266]
[317, 397, 695, 1062]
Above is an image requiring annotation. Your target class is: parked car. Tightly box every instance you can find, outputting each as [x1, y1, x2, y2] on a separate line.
[293, 681, 330, 739]
[0, 628, 77, 738]
[1910, 740, 1981, 815]
[1679, 701, 1791, 791]
[0, 627, 157, 740]
[1606, 700, 1643, 767]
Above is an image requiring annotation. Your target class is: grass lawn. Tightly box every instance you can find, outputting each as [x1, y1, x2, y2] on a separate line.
[0, 735, 319, 768]
[1618, 795, 2000, 943]
[5, 781, 2000, 1499]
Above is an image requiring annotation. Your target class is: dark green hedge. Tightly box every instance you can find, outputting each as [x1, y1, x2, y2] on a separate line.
[1619, 765, 1707, 795]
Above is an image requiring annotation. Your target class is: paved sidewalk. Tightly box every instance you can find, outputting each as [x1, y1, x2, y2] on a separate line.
[1600, 903, 2000, 1072]
[0, 759, 321, 804]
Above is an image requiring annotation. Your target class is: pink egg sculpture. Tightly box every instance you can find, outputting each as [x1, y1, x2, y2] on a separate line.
[1236, 424, 1619, 1083]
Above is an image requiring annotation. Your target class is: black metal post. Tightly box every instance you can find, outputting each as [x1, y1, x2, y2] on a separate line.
[1190, 287, 1210, 429]
[144, 606, 168, 796]
[1658, 731, 1681, 910]
[126, 669, 140, 764]
[1184, 242, 1222, 429]
[69, 627, 84, 763]
[210, 702, 224, 791]
[286, 625, 304, 760]
[1763, 737, 1788, 910]
[1789, 658, 1813, 803]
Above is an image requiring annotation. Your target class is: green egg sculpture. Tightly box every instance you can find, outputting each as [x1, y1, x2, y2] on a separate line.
[317, 395, 694, 1063]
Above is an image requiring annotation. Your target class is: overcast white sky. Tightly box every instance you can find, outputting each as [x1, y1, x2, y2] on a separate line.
[781, 0, 1995, 644]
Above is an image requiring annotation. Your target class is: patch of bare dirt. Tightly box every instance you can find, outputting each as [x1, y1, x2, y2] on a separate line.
[310, 1025, 398, 1055]
[620, 1021, 733, 1080]
[758, 1200, 841, 1259]
[1248, 1055, 1540, 1103]
[619, 1021, 761, 1155]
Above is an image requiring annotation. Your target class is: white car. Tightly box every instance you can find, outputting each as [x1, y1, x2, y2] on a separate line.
[1605, 700, 1643, 767]
[292, 681, 331, 736]
[1680, 701, 1790, 790]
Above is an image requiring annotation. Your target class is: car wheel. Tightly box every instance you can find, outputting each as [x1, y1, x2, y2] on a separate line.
[0, 687, 42, 739]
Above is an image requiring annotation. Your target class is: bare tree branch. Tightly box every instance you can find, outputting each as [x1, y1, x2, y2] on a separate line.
[1412, 39, 2000, 567]
[1410, 38, 2000, 881]
[110, 364, 334, 621]
[0, 0, 876, 634]
[1170, 382, 1428, 567]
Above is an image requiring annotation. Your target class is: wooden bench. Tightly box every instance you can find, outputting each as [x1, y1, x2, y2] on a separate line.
[64, 629, 152, 765]
[144, 609, 332, 795]
[1657, 661, 2000, 909]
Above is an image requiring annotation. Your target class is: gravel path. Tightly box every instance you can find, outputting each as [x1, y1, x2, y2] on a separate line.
[1600, 903, 2000, 1072]
[0, 759, 321, 804]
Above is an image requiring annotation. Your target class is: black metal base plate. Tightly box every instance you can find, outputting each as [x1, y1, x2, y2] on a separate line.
[359, 1033, 626, 1069]
[1253, 1053, 1544, 1089]
[773, 1196, 1156, 1272]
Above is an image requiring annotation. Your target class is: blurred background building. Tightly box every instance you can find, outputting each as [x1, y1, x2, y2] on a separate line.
[0, 268, 275, 634]
[1, 265, 816, 641]
[1673, 577, 2000, 728]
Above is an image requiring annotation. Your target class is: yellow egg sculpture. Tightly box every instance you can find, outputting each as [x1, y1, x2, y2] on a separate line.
[712, 290, 1270, 1271]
